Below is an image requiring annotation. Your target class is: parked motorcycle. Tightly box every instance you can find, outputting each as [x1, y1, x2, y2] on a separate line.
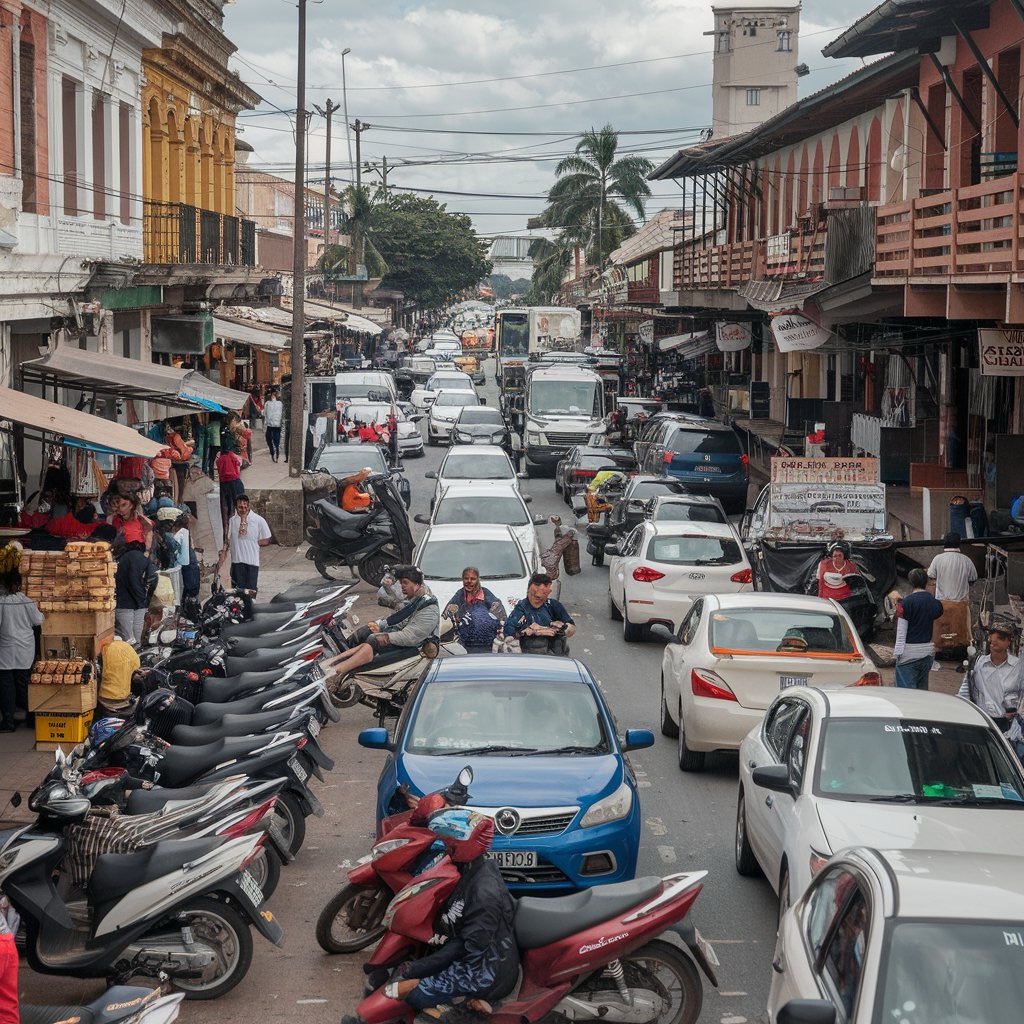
[12, 986, 184, 1024]
[305, 474, 414, 585]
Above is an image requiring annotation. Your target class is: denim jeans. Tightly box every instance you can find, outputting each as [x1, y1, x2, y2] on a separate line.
[895, 654, 933, 689]
[265, 426, 282, 460]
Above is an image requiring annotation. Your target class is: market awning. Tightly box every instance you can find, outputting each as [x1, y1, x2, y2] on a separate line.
[0, 386, 166, 457]
[298, 299, 386, 333]
[213, 315, 291, 353]
[659, 331, 710, 353]
[21, 346, 249, 413]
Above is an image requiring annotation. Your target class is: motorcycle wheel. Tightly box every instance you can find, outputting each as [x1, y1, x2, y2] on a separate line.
[246, 847, 282, 898]
[330, 677, 363, 710]
[618, 939, 702, 1024]
[170, 897, 254, 1000]
[358, 544, 404, 588]
[272, 790, 307, 856]
[315, 882, 391, 954]
[314, 555, 347, 582]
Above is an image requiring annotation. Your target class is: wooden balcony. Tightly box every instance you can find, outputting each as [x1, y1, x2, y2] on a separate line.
[144, 201, 257, 267]
[875, 175, 1021, 281]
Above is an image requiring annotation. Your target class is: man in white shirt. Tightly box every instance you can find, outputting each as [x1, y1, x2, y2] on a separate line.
[263, 388, 284, 463]
[217, 494, 273, 593]
[958, 623, 1022, 733]
[927, 531, 978, 602]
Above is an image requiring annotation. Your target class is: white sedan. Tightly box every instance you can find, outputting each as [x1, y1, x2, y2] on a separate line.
[426, 391, 481, 445]
[737, 685, 1024, 919]
[425, 445, 518, 510]
[415, 523, 532, 616]
[416, 482, 546, 574]
[606, 521, 752, 641]
[410, 370, 475, 411]
[659, 593, 878, 772]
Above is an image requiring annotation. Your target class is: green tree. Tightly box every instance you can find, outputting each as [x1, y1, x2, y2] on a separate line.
[374, 193, 492, 309]
[339, 185, 388, 278]
[543, 124, 654, 267]
[526, 234, 574, 304]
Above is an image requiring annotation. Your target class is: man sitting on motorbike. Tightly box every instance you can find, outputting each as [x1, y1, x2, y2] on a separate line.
[374, 809, 518, 1024]
[340, 467, 374, 512]
[443, 567, 506, 654]
[324, 566, 439, 678]
[503, 572, 575, 655]
[817, 541, 860, 601]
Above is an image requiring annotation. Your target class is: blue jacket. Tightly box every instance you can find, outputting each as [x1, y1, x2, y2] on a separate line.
[503, 597, 574, 637]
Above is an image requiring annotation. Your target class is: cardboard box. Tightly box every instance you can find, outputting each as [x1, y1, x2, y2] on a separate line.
[35, 710, 93, 745]
[41, 609, 115, 636]
[28, 679, 97, 714]
[38, 628, 114, 660]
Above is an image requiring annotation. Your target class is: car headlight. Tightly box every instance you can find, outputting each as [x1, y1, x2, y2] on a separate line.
[527, 431, 542, 444]
[580, 781, 633, 828]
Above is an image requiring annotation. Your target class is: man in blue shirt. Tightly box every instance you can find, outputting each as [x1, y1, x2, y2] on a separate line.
[503, 572, 575, 655]
[893, 567, 943, 689]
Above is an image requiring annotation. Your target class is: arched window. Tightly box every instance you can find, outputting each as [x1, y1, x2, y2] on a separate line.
[797, 145, 810, 216]
[865, 117, 882, 200]
[827, 134, 842, 192]
[812, 140, 825, 207]
[784, 151, 795, 227]
[846, 125, 861, 188]
[885, 103, 904, 202]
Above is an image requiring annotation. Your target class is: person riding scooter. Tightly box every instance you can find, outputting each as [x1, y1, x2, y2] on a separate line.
[503, 572, 575, 655]
[341, 467, 374, 512]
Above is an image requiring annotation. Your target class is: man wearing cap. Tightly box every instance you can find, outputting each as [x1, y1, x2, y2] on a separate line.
[958, 623, 1023, 733]
[927, 531, 978, 602]
[324, 566, 439, 678]
[503, 573, 575, 655]
[218, 494, 272, 594]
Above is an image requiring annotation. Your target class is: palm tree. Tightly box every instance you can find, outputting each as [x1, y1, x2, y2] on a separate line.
[544, 125, 654, 266]
[340, 184, 387, 278]
[527, 234, 574, 304]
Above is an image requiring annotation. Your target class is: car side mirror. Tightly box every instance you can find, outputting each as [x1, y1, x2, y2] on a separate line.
[604, 543, 621, 556]
[649, 623, 675, 643]
[776, 1000, 837, 1024]
[517, 472, 530, 480]
[410, 415, 423, 423]
[522, 494, 533, 504]
[621, 728, 655, 752]
[358, 727, 393, 751]
[414, 514, 430, 525]
[752, 764, 793, 794]
[533, 514, 546, 525]
[425, 471, 437, 480]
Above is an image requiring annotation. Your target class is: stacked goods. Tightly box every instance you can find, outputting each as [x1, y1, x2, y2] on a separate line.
[29, 660, 97, 740]
[21, 541, 115, 612]
[29, 658, 89, 686]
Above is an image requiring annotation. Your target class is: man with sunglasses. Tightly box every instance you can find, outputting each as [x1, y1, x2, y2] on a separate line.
[217, 494, 272, 593]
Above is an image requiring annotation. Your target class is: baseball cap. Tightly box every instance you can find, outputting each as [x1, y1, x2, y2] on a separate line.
[988, 622, 1017, 638]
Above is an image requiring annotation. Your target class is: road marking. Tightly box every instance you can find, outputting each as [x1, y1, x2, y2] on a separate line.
[657, 845, 676, 863]
[592, 634, 605, 641]
[297, 999, 329, 1004]
[719, 1015, 747, 1023]
[719, 992, 748, 997]
[646, 817, 667, 836]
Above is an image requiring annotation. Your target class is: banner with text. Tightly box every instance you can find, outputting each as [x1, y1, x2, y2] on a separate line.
[770, 313, 831, 353]
[716, 322, 752, 352]
[771, 457, 880, 485]
[638, 320, 655, 345]
[978, 327, 1024, 376]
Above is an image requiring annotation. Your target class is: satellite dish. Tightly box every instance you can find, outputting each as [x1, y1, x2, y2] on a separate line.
[890, 145, 906, 173]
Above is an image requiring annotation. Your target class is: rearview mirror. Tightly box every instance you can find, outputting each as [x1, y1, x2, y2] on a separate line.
[621, 728, 655, 752]
[425, 471, 437, 480]
[752, 764, 793, 794]
[413, 514, 430, 525]
[649, 623, 675, 643]
[522, 494, 533, 504]
[358, 727, 393, 751]
[533, 515, 546, 525]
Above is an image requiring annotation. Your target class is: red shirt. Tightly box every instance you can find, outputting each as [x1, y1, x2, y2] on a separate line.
[216, 450, 242, 482]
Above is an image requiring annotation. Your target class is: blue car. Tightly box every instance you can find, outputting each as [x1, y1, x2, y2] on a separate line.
[358, 654, 654, 893]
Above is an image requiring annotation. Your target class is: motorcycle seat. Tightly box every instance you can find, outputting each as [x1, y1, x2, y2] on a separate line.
[249, 600, 301, 615]
[317, 501, 376, 526]
[514, 876, 663, 950]
[221, 611, 298, 640]
[224, 648, 313, 677]
[89, 836, 222, 905]
[156, 734, 297, 788]
[170, 708, 314, 746]
[190, 681, 306, 726]
[199, 668, 295, 704]
[125, 781, 223, 815]
[226, 625, 317, 656]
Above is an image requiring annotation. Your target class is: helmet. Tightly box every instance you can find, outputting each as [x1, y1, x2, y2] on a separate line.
[409, 791, 448, 827]
[827, 541, 851, 558]
[90, 716, 126, 746]
[427, 808, 494, 863]
[137, 688, 194, 740]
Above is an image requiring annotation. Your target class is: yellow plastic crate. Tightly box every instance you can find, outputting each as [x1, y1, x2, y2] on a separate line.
[35, 710, 94, 745]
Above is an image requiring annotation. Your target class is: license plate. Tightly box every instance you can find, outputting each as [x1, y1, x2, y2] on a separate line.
[693, 927, 720, 968]
[287, 754, 308, 782]
[688, 464, 720, 473]
[238, 869, 263, 907]
[487, 850, 537, 868]
[780, 674, 810, 690]
[308, 716, 321, 738]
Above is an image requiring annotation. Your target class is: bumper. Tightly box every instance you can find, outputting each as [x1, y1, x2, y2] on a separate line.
[428, 421, 456, 440]
[525, 444, 569, 468]
[662, 471, 748, 504]
[624, 591, 693, 632]
[399, 435, 424, 455]
[686, 698, 766, 753]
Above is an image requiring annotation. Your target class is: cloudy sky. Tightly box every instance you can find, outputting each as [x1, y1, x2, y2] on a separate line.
[223, 0, 885, 240]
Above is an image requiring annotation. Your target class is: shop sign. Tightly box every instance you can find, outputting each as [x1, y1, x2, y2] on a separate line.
[716, 322, 752, 352]
[771, 457, 880, 485]
[770, 313, 831, 352]
[638, 321, 655, 345]
[978, 327, 1024, 376]
[767, 481, 887, 538]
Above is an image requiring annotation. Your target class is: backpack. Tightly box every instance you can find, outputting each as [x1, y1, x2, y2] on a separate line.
[457, 600, 500, 649]
[154, 528, 180, 569]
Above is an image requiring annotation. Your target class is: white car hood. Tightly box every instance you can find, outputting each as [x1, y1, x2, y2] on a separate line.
[815, 799, 1024, 856]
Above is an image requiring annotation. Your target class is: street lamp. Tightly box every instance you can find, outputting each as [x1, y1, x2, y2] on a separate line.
[341, 48, 353, 187]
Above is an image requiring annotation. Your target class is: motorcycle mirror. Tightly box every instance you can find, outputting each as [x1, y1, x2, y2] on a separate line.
[414, 513, 430, 525]
[967, 645, 977, 658]
[443, 766, 473, 806]
[55, 747, 66, 765]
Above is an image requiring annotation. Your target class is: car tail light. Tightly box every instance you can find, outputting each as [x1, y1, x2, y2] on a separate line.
[690, 667, 737, 701]
[573, 469, 597, 479]
[632, 566, 665, 583]
[847, 672, 882, 687]
[730, 568, 753, 584]
[740, 453, 749, 468]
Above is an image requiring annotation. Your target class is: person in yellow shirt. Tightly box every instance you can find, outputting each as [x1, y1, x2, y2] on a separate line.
[96, 637, 141, 718]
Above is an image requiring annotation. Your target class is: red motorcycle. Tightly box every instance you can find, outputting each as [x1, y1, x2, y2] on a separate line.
[315, 768, 473, 954]
[356, 848, 718, 1024]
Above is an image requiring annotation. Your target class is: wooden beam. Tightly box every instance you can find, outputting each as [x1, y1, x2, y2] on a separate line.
[953, 19, 1019, 128]
[929, 53, 982, 133]
[910, 87, 947, 150]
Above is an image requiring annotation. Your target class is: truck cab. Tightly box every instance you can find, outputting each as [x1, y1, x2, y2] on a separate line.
[523, 364, 606, 478]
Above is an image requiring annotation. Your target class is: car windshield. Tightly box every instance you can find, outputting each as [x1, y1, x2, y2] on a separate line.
[434, 392, 478, 408]
[653, 502, 728, 524]
[499, 316, 529, 357]
[406, 679, 607, 754]
[458, 409, 502, 425]
[647, 535, 742, 565]
[878, 920, 1024, 1023]
[708, 607, 858, 655]
[670, 428, 742, 455]
[434, 495, 529, 527]
[529, 380, 601, 417]
[429, 377, 470, 391]
[313, 446, 388, 477]
[419, 537, 525, 581]
[815, 718, 1024, 802]
[442, 453, 513, 480]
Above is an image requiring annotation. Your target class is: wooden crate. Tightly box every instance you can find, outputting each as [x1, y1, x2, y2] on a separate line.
[41, 609, 115, 636]
[28, 679, 97, 714]
[35, 710, 93, 746]
[39, 628, 114, 660]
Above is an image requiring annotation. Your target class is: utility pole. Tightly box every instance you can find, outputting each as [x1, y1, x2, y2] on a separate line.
[288, 0, 307, 478]
[349, 119, 370, 291]
[313, 99, 340, 248]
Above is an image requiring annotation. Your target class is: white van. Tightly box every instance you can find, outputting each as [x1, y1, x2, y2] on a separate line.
[523, 364, 605, 477]
[335, 371, 397, 405]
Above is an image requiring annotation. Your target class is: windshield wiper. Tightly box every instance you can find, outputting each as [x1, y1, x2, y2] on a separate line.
[866, 793, 924, 803]
[926, 795, 1024, 807]
[439, 745, 539, 756]
[524, 744, 604, 755]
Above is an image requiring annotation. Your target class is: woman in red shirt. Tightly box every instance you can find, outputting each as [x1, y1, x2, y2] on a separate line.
[215, 448, 244, 529]
[817, 541, 859, 601]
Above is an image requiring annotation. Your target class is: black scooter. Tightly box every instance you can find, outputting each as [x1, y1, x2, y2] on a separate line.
[305, 474, 414, 585]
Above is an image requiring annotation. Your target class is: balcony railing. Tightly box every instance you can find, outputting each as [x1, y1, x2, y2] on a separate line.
[875, 175, 1020, 279]
[144, 200, 257, 267]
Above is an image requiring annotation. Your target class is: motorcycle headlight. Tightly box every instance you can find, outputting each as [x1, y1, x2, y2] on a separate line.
[372, 837, 412, 857]
[580, 781, 633, 828]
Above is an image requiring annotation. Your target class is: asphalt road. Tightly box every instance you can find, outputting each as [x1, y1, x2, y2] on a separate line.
[17, 357, 777, 1024]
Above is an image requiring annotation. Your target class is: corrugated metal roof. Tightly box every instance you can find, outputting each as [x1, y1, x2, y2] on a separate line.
[213, 315, 291, 352]
[608, 209, 689, 266]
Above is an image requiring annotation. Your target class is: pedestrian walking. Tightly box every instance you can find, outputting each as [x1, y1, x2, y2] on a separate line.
[114, 521, 157, 646]
[204, 415, 221, 475]
[264, 388, 284, 463]
[958, 623, 1023, 734]
[217, 494, 272, 594]
[215, 447, 244, 530]
[927, 531, 978, 601]
[893, 568, 943, 689]
[163, 421, 194, 504]
[0, 559, 45, 731]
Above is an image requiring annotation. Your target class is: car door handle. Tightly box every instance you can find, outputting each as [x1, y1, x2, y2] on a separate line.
[765, 795, 774, 808]
[772, 955, 784, 974]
